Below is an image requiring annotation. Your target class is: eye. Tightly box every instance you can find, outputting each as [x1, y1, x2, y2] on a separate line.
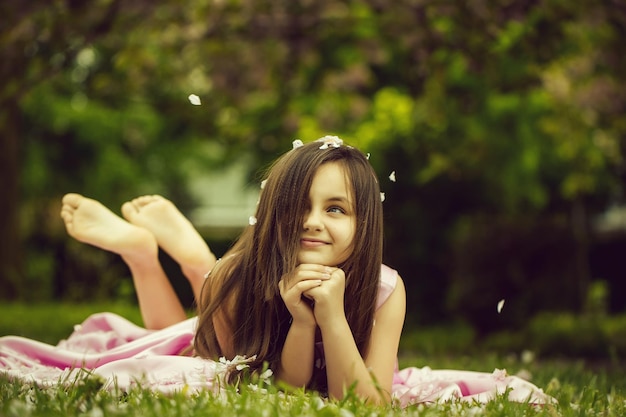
[327, 206, 346, 214]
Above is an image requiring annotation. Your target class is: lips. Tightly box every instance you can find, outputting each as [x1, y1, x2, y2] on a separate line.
[300, 238, 328, 248]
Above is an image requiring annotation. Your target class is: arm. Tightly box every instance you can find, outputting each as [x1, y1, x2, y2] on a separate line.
[275, 264, 332, 387]
[213, 306, 235, 358]
[308, 270, 406, 404]
[212, 301, 315, 386]
[361, 275, 406, 399]
[275, 320, 316, 387]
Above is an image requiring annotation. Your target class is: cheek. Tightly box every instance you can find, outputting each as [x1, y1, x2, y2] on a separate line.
[344, 225, 357, 250]
[350, 221, 358, 242]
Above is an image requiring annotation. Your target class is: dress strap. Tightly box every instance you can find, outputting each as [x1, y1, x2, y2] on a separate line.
[376, 264, 398, 310]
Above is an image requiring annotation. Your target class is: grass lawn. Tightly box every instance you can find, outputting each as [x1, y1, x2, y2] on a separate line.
[1, 303, 625, 416]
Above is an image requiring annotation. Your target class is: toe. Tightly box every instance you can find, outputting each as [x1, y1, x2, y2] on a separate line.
[133, 196, 152, 208]
[60, 209, 71, 222]
[62, 193, 83, 207]
[121, 201, 138, 220]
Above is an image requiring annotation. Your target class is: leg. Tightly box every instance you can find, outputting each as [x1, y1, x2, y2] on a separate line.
[121, 195, 217, 302]
[60, 193, 187, 329]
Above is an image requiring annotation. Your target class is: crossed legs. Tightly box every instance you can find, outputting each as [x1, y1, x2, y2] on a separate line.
[60, 193, 217, 330]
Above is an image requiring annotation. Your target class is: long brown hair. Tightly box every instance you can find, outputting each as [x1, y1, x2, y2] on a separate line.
[193, 139, 383, 382]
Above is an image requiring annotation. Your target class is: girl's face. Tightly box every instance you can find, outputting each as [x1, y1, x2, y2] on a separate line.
[298, 162, 356, 266]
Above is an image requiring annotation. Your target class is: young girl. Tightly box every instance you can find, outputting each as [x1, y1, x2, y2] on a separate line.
[193, 137, 405, 402]
[0, 137, 552, 406]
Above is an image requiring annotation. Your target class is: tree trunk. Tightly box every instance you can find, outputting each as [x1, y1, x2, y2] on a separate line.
[0, 100, 22, 299]
[571, 197, 591, 311]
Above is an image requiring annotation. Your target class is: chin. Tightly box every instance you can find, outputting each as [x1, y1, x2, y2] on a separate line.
[298, 254, 334, 266]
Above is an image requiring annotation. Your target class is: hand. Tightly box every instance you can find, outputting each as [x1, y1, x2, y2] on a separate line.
[303, 267, 346, 328]
[279, 264, 333, 327]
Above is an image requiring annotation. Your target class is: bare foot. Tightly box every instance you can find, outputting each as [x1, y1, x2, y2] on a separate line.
[60, 193, 157, 260]
[121, 195, 216, 286]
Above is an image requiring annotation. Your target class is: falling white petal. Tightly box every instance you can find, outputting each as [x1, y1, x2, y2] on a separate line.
[380, 192, 385, 202]
[249, 216, 257, 225]
[389, 171, 396, 182]
[188, 94, 201, 105]
[497, 299, 505, 313]
[366, 153, 371, 160]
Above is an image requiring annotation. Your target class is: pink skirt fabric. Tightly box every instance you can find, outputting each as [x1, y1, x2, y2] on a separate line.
[0, 312, 553, 406]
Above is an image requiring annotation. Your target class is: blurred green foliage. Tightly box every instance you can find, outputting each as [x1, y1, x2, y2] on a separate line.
[1, 0, 625, 334]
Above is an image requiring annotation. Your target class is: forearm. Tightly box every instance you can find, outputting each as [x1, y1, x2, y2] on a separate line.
[320, 319, 390, 404]
[275, 321, 316, 388]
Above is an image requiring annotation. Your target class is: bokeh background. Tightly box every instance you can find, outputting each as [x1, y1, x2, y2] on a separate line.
[1, 1, 625, 354]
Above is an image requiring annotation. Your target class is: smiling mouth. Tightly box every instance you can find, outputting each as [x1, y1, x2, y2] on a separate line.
[300, 238, 327, 248]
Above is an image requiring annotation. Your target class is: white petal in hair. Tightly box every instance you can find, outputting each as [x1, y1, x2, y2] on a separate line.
[292, 139, 304, 149]
[316, 135, 343, 149]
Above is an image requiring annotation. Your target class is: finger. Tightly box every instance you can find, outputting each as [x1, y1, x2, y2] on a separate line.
[284, 268, 331, 287]
[302, 286, 321, 303]
[287, 280, 323, 297]
[282, 280, 323, 303]
[296, 280, 322, 293]
[298, 264, 336, 275]
[326, 266, 342, 276]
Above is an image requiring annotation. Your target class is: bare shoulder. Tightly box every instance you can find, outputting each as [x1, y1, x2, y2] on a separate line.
[393, 273, 406, 296]
[370, 273, 406, 344]
[377, 273, 406, 321]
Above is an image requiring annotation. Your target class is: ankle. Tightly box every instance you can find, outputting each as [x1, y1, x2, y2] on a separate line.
[181, 253, 217, 283]
[120, 240, 159, 268]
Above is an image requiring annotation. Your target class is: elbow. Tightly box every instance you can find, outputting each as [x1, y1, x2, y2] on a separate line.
[330, 384, 392, 405]
[364, 391, 392, 406]
[274, 367, 311, 390]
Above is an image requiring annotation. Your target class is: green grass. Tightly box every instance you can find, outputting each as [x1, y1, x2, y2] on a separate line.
[0, 302, 143, 345]
[1, 303, 625, 416]
[1, 366, 624, 417]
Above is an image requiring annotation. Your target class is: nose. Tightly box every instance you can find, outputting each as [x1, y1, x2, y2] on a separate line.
[303, 209, 323, 231]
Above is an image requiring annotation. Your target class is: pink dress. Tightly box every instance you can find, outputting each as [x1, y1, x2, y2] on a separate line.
[0, 264, 552, 406]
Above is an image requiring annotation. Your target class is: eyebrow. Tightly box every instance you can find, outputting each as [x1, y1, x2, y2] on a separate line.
[326, 196, 352, 204]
